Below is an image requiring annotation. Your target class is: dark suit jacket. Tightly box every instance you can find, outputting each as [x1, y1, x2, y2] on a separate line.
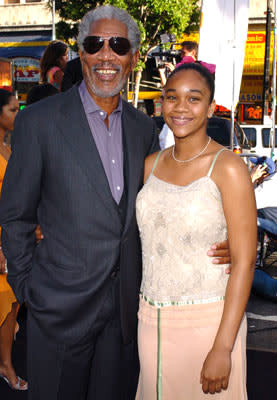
[61, 57, 83, 92]
[0, 84, 159, 344]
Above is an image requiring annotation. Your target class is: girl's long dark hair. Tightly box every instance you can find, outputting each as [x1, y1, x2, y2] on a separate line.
[40, 40, 68, 83]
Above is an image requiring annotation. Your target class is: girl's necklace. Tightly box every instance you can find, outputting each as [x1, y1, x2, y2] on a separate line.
[172, 136, 211, 163]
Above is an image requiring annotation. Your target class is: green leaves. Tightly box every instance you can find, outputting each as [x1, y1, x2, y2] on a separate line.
[51, 0, 200, 63]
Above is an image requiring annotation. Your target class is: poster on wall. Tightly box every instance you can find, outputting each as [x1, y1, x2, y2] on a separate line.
[13, 57, 40, 82]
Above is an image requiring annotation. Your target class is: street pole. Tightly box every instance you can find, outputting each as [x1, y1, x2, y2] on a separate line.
[262, 0, 272, 124]
[230, 0, 237, 151]
[270, 0, 277, 158]
[52, 0, 56, 41]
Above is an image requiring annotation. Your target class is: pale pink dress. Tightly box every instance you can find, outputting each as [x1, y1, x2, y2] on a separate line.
[135, 149, 247, 399]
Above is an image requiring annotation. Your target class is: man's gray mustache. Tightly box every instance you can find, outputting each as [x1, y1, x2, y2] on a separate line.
[91, 65, 121, 72]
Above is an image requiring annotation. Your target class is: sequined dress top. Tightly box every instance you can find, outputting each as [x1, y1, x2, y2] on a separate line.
[136, 148, 229, 306]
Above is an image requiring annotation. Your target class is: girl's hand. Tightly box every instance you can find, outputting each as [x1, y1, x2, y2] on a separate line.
[0, 248, 6, 274]
[200, 347, 231, 394]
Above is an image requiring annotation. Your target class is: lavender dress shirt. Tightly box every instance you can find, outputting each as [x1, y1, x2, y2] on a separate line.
[79, 81, 124, 204]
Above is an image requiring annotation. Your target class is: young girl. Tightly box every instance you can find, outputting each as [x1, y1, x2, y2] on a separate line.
[135, 63, 257, 399]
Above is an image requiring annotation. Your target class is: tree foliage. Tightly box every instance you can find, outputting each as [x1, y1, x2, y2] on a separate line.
[51, 0, 200, 59]
[50, 0, 200, 105]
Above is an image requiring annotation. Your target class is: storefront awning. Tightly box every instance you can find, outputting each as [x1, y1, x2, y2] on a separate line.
[0, 32, 51, 59]
[0, 44, 49, 59]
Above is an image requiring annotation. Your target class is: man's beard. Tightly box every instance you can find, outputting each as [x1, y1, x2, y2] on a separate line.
[85, 65, 127, 98]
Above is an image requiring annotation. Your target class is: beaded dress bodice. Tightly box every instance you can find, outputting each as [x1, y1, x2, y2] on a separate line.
[136, 149, 229, 306]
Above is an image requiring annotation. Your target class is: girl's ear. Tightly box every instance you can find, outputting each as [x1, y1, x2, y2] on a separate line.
[208, 100, 216, 118]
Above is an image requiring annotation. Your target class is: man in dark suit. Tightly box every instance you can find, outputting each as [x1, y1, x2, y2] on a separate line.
[0, 5, 230, 400]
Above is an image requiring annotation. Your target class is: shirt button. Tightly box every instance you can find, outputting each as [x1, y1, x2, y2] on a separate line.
[116, 186, 121, 191]
[112, 159, 115, 164]
[100, 111, 104, 116]
[108, 132, 112, 137]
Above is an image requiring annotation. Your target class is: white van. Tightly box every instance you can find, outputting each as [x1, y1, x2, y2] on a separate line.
[241, 124, 277, 161]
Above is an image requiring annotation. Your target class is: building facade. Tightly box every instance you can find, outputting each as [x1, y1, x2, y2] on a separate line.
[0, 0, 55, 102]
[239, 0, 275, 123]
[0, 0, 275, 117]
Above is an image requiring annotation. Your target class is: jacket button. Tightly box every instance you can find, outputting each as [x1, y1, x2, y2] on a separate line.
[110, 269, 119, 279]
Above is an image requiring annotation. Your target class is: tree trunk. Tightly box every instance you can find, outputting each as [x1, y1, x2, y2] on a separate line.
[133, 68, 142, 108]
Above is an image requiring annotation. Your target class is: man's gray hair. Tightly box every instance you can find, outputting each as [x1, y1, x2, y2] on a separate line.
[77, 5, 141, 54]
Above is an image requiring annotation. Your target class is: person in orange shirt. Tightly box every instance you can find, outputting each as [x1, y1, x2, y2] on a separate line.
[0, 89, 27, 391]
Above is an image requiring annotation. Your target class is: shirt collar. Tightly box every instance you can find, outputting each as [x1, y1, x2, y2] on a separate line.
[79, 80, 123, 116]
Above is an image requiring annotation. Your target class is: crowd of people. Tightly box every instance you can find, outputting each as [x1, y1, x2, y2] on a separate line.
[0, 3, 275, 400]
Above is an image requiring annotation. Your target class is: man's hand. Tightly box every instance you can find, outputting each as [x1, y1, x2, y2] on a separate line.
[251, 165, 268, 185]
[207, 240, 231, 273]
[163, 62, 175, 72]
[0, 248, 6, 274]
[158, 62, 176, 87]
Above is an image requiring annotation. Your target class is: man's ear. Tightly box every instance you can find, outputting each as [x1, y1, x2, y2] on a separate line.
[131, 50, 140, 70]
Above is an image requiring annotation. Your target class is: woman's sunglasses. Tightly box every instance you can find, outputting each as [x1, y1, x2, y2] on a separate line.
[83, 36, 131, 56]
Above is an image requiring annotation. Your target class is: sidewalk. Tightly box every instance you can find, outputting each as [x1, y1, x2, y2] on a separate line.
[246, 248, 277, 353]
[246, 249, 277, 400]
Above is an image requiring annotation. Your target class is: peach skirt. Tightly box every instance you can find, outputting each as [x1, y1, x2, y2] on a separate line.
[0, 273, 18, 326]
[136, 298, 247, 400]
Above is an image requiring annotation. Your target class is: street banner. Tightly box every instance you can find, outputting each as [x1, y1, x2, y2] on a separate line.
[198, 0, 250, 110]
[13, 57, 40, 82]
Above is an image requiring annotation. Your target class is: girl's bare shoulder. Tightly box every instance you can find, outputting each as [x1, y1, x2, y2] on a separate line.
[144, 148, 171, 182]
[211, 147, 251, 187]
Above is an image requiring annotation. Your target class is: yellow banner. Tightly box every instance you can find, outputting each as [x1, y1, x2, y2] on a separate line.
[178, 30, 271, 76]
[239, 75, 263, 102]
[0, 41, 50, 47]
[243, 31, 269, 75]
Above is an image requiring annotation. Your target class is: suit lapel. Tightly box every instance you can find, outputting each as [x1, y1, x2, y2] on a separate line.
[121, 101, 143, 235]
[56, 85, 119, 219]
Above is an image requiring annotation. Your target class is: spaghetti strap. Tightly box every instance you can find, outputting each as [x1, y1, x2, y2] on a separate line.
[207, 148, 228, 177]
[151, 150, 163, 174]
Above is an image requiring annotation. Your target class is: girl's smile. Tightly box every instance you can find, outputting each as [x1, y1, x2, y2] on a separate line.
[162, 69, 215, 139]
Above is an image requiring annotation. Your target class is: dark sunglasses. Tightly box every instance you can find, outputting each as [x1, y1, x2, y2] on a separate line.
[83, 36, 131, 56]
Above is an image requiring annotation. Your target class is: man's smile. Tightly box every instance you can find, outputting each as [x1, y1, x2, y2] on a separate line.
[92, 65, 121, 81]
[96, 69, 117, 74]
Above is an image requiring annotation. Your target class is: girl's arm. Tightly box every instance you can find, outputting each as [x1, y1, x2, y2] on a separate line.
[200, 151, 257, 395]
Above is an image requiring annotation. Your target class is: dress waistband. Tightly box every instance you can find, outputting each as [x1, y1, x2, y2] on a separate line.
[140, 293, 225, 307]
